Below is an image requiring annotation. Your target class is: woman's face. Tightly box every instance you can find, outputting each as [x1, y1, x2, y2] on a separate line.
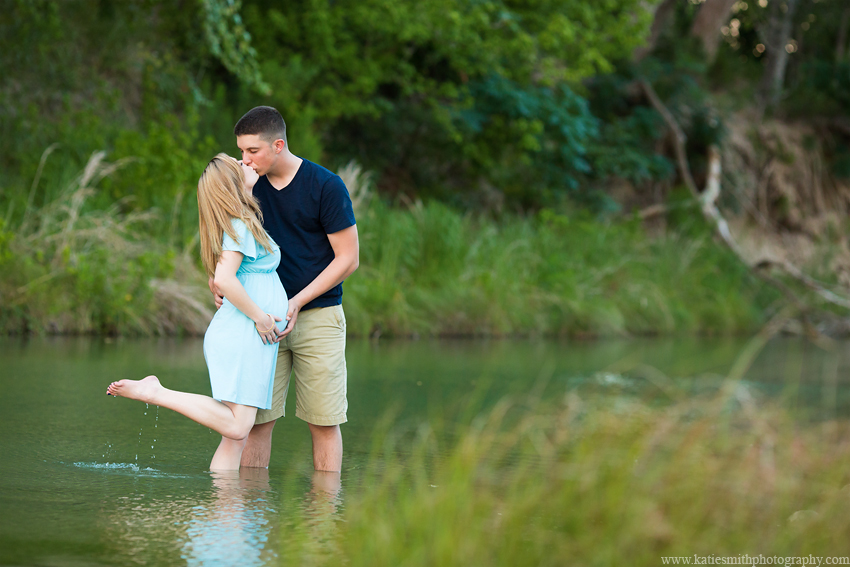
[238, 159, 259, 191]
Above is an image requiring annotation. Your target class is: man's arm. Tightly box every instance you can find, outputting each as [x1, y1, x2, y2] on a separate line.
[209, 277, 224, 310]
[278, 224, 359, 338]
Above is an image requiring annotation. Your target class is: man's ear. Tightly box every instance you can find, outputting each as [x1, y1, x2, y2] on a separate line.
[274, 139, 286, 154]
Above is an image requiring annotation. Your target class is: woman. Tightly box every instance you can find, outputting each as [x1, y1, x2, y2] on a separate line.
[106, 153, 288, 470]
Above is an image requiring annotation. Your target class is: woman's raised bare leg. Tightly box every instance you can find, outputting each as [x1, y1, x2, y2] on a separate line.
[106, 376, 258, 450]
[210, 435, 250, 470]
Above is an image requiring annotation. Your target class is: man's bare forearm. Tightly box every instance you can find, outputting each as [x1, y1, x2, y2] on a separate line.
[290, 253, 359, 309]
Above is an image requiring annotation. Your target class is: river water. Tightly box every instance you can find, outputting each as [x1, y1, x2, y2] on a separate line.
[1, 336, 848, 566]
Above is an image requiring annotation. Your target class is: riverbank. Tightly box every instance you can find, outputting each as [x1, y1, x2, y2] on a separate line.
[0, 156, 782, 338]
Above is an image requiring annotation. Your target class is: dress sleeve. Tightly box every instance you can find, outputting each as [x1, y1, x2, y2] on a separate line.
[221, 218, 259, 261]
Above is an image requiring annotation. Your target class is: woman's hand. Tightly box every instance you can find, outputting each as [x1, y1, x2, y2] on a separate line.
[215, 251, 281, 344]
[254, 313, 283, 345]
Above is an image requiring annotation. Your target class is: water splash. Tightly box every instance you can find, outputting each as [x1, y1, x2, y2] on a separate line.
[71, 461, 196, 479]
[136, 424, 143, 463]
[151, 406, 159, 459]
[74, 462, 142, 472]
[593, 372, 632, 387]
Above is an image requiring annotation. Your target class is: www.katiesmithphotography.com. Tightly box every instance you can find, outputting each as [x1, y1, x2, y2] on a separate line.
[663, 555, 850, 566]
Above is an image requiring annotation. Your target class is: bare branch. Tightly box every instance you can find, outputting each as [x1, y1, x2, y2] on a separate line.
[641, 78, 850, 315]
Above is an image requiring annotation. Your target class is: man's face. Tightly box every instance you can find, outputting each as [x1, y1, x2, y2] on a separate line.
[237, 134, 280, 176]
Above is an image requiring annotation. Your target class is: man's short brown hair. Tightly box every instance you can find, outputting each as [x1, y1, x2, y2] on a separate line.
[234, 106, 287, 145]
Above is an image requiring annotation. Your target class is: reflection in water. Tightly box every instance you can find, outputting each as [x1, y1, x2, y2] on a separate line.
[100, 467, 279, 567]
[182, 469, 276, 567]
[99, 467, 344, 567]
[294, 471, 343, 563]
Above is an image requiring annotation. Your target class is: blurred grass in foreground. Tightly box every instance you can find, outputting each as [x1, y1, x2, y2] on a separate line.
[285, 331, 850, 566]
[1, 155, 777, 336]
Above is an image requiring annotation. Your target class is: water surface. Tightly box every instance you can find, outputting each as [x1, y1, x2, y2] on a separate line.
[1, 336, 848, 566]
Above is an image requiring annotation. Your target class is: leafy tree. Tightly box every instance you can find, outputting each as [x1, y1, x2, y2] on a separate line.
[240, 0, 653, 206]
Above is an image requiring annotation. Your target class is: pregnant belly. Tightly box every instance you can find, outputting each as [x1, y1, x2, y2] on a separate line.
[232, 274, 289, 319]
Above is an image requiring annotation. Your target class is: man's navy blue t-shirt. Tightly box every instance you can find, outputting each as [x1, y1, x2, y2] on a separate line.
[252, 158, 356, 311]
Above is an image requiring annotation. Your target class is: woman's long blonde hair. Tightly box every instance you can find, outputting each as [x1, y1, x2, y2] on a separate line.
[198, 153, 274, 278]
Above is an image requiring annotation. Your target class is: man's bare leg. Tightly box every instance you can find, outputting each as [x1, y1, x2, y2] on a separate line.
[307, 470, 342, 518]
[309, 423, 342, 472]
[241, 420, 276, 468]
[311, 470, 341, 495]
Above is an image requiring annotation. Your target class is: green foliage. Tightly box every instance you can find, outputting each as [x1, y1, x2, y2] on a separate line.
[284, 378, 850, 566]
[1, 153, 776, 337]
[787, 60, 850, 116]
[832, 142, 850, 179]
[0, 219, 13, 265]
[104, 116, 218, 232]
[0, 0, 211, 223]
[454, 76, 599, 206]
[200, 0, 270, 95]
[242, 0, 652, 206]
[579, 46, 723, 208]
[2, 0, 847, 340]
[588, 109, 674, 185]
[245, 0, 650, 116]
[0, 155, 209, 335]
[3, 0, 849, 217]
[585, 70, 675, 189]
[0, 0, 656, 212]
[345, 198, 774, 338]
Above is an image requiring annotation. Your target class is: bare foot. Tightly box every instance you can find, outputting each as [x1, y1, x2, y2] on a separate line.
[106, 375, 162, 404]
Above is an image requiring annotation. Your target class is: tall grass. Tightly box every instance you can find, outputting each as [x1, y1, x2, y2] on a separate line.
[346, 196, 776, 338]
[0, 151, 210, 335]
[1, 155, 778, 336]
[282, 336, 850, 566]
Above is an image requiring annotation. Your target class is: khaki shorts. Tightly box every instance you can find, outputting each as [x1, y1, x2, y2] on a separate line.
[255, 305, 348, 426]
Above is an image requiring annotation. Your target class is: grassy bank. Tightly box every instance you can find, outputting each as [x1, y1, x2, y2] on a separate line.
[0, 154, 778, 337]
[283, 345, 850, 566]
[0, 152, 211, 335]
[346, 197, 776, 337]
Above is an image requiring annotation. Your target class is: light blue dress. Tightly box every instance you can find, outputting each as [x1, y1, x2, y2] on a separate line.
[203, 218, 288, 409]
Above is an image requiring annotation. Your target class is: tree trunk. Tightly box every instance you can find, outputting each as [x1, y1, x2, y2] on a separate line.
[759, 0, 801, 109]
[690, 0, 739, 62]
[634, 0, 678, 61]
[837, 7, 850, 62]
[640, 78, 850, 315]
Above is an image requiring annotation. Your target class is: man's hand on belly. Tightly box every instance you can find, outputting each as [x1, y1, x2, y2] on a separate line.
[208, 276, 224, 310]
[277, 296, 304, 340]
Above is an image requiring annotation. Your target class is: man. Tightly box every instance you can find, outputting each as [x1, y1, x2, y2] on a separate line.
[210, 106, 359, 472]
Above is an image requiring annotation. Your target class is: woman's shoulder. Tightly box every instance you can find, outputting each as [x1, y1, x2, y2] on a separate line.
[229, 216, 279, 256]
[229, 217, 249, 232]
[222, 217, 261, 259]
[230, 216, 264, 242]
